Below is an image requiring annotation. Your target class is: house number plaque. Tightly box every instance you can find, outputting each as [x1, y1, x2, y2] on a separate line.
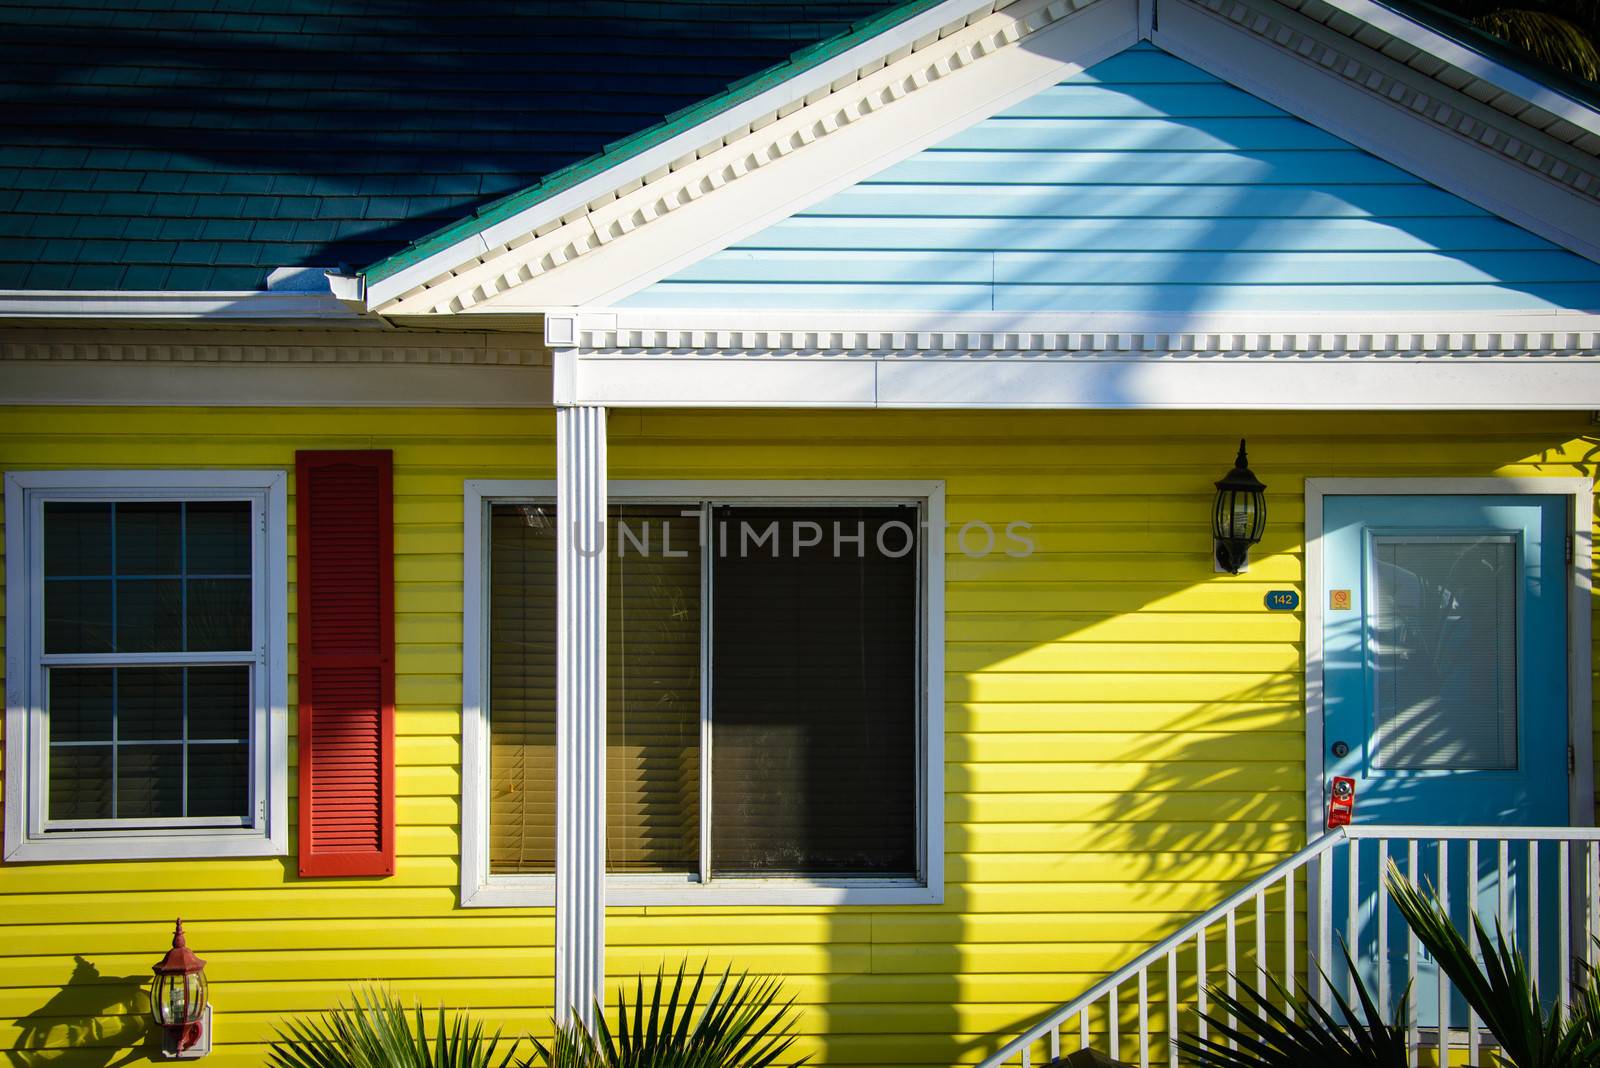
[1263, 590, 1300, 611]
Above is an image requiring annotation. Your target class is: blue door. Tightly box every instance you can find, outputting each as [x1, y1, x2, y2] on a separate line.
[1322, 494, 1570, 1026]
[1324, 494, 1569, 826]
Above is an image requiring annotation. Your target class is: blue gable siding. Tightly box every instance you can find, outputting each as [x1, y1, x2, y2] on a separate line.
[621, 44, 1600, 314]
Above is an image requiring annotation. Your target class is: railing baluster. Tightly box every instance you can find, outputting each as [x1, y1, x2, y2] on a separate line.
[1499, 838, 1511, 941]
[1167, 948, 1178, 1068]
[1138, 966, 1149, 1068]
[1225, 908, 1238, 1050]
[1080, 1007, 1089, 1051]
[1255, 889, 1268, 1004]
[1109, 985, 1120, 1064]
[1318, 852, 1333, 1012]
[1531, 839, 1542, 987]
[1590, 843, 1599, 971]
[1467, 838, 1480, 1067]
[1560, 840, 1571, 1014]
[1196, 925, 1209, 1047]
[1284, 870, 1296, 1021]
[1377, 837, 1390, 1025]
[1021, 1046, 1031, 1068]
[1408, 839, 1419, 1068]
[1438, 841, 1450, 1067]
[1049, 1025, 1059, 1063]
[1347, 835, 1360, 1004]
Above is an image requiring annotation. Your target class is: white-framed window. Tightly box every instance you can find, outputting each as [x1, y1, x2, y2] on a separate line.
[4, 470, 289, 862]
[461, 479, 945, 906]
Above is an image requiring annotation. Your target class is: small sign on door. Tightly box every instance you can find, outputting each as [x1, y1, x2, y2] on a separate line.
[1329, 589, 1352, 611]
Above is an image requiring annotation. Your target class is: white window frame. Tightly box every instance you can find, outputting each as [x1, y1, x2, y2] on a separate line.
[461, 478, 945, 907]
[4, 470, 290, 861]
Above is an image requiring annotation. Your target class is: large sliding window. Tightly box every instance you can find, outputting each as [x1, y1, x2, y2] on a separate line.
[466, 482, 940, 905]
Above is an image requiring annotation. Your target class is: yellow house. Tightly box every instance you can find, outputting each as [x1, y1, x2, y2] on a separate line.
[3, 1, 1600, 1066]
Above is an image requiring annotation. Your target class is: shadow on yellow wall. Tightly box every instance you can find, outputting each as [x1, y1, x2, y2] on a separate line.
[7, 957, 150, 1068]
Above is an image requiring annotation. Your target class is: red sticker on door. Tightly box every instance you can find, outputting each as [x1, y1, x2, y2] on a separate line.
[1327, 776, 1356, 828]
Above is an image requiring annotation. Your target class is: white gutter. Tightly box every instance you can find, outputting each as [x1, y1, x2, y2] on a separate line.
[359, 0, 999, 310]
[0, 269, 376, 322]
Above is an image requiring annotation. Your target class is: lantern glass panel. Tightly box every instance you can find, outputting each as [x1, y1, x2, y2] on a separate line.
[1234, 497, 1252, 538]
[154, 971, 207, 1026]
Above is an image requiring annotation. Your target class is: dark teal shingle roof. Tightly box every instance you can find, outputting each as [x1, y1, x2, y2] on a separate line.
[0, 0, 901, 291]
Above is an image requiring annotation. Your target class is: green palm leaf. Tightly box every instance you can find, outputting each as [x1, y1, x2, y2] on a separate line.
[1384, 859, 1600, 1068]
[1176, 943, 1410, 1068]
[1471, 9, 1600, 80]
[525, 962, 808, 1068]
[266, 985, 516, 1068]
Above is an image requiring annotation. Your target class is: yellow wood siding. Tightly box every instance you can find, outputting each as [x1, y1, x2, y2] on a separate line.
[0, 406, 1595, 1066]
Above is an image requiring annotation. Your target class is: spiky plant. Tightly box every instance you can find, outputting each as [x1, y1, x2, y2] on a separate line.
[267, 984, 517, 1068]
[1569, 948, 1600, 1052]
[1384, 860, 1600, 1068]
[1177, 944, 1410, 1068]
[524, 962, 808, 1068]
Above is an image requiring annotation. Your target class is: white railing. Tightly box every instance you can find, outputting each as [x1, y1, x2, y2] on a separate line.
[978, 825, 1600, 1068]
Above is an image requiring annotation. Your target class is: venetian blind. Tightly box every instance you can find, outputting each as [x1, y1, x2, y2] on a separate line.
[709, 505, 919, 877]
[487, 503, 701, 874]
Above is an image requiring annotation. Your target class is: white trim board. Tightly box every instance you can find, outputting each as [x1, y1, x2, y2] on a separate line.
[1301, 477, 1596, 839]
[4, 469, 291, 862]
[0, 362, 554, 408]
[561, 351, 1600, 409]
[557, 308, 1600, 352]
[459, 477, 946, 908]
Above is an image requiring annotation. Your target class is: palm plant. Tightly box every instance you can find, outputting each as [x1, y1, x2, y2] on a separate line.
[267, 984, 517, 1068]
[1424, 0, 1600, 81]
[1384, 860, 1600, 1068]
[1177, 945, 1411, 1068]
[524, 962, 808, 1068]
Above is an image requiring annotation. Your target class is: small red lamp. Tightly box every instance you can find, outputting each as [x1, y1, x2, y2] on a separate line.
[151, 919, 211, 1059]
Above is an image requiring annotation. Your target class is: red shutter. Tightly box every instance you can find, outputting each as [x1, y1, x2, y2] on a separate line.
[295, 450, 395, 877]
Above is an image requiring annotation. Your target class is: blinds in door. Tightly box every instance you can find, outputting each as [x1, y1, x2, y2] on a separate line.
[709, 505, 919, 877]
[1371, 535, 1519, 771]
[487, 504, 700, 874]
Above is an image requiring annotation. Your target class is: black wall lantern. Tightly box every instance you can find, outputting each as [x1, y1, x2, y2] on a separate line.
[1213, 439, 1266, 574]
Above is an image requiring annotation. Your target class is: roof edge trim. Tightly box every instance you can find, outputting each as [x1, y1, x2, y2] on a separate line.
[1319, 0, 1600, 138]
[359, 0, 990, 303]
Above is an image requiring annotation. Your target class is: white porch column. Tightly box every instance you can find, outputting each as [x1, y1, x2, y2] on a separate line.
[555, 403, 607, 1027]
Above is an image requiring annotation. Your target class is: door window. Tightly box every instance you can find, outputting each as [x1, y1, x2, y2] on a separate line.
[1370, 534, 1518, 771]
